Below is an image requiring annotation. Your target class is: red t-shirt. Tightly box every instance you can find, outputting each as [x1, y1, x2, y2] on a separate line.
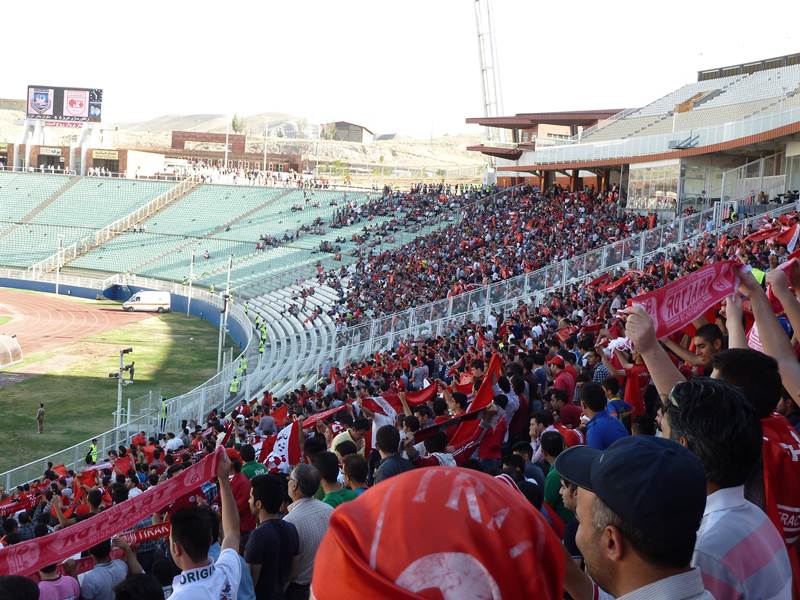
[559, 403, 583, 429]
[229, 472, 257, 533]
[552, 371, 576, 404]
[478, 418, 507, 460]
[623, 364, 650, 418]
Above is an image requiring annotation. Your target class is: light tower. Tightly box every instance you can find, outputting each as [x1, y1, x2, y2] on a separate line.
[474, 0, 505, 144]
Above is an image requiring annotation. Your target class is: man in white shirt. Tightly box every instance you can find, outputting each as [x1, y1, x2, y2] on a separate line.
[285, 464, 333, 598]
[81, 538, 140, 600]
[168, 451, 241, 600]
[164, 433, 184, 452]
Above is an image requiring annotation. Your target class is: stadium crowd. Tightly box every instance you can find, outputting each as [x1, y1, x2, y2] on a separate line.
[2, 184, 800, 599]
[317, 184, 659, 324]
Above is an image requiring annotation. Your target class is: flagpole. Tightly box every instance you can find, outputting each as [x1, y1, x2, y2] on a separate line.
[186, 249, 195, 316]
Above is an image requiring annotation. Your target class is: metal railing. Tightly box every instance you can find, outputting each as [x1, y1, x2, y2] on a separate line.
[27, 175, 202, 278]
[328, 201, 799, 365]
[517, 106, 800, 165]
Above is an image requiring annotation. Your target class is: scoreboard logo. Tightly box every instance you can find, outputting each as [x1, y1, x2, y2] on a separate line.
[29, 87, 52, 115]
[63, 90, 89, 118]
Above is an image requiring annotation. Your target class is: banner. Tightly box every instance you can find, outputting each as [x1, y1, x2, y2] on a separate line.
[302, 404, 348, 429]
[266, 422, 300, 475]
[0, 448, 221, 576]
[628, 261, 740, 340]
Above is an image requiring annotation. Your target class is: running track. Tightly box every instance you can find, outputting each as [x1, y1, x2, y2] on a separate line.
[0, 288, 152, 356]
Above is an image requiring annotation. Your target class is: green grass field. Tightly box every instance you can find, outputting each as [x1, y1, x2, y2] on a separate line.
[0, 316, 10, 327]
[0, 306, 236, 473]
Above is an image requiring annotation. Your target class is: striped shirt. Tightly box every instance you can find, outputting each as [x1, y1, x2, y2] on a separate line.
[284, 497, 333, 585]
[596, 568, 713, 599]
[692, 485, 792, 600]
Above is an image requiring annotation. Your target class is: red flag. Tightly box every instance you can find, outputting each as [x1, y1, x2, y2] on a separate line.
[628, 261, 740, 340]
[271, 404, 289, 428]
[449, 354, 502, 448]
[219, 421, 234, 447]
[405, 383, 438, 407]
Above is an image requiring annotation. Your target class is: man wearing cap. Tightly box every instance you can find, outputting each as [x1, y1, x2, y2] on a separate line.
[557, 436, 713, 600]
[548, 354, 575, 401]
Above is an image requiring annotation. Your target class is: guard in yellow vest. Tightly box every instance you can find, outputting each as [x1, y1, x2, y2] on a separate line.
[229, 376, 240, 395]
[259, 340, 265, 355]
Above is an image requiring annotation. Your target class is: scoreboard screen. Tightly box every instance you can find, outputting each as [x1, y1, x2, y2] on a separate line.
[26, 86, 103, 122]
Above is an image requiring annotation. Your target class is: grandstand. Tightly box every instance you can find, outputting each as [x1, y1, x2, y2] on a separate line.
[469, 51, 800, 215]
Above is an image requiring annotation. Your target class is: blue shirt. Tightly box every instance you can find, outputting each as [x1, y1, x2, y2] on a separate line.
[607, 399, 632, 418]
[209, 542, 256, 600]
[585, 411, 628, 450]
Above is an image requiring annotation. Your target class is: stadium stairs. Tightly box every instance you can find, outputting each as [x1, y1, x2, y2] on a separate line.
[0, 175, 80, 242]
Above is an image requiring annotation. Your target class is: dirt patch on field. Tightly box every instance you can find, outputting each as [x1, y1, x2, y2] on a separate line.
[0, 372, 33, 387]
[0, 289, 153, 355]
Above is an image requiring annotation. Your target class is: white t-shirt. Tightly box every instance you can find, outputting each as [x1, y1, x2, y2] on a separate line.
[169, 548, 241, 600]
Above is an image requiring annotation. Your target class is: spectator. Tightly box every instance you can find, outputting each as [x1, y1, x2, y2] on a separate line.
[37, 563, 80, 600]
[373, 425, 414, 483]
[113, 574, 165, 600]
[0, 576, 39, 600]
[240, 445, 268, 480]
[548, 355, 575, 401]
[245, 473, 299, 600]
[329, 418, 370, 456]
[342, 454, 369, 496]
[167, 451, 241, 599]
[580, 382, 628, 450]
[511, 440, 545, 488]
[556, 436, 712, 600]
[313, 452, 357, 508]
[665, 378, 792, 598]
[284, 464, 333, 600]
[80, 538, 141, 600]
[311, 468, 564, 599]
[601, 377, 631, 421]
[540, 430, 573, 525]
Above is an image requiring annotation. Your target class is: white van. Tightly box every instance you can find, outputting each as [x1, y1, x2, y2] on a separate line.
[123, 291, 171, 313]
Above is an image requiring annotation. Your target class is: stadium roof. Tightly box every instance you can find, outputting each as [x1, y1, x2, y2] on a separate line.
[466, 109, 624, 129]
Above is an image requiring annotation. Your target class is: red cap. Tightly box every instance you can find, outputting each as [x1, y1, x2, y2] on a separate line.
[311, 467, 564, 599]
[547, 355, 565, 368]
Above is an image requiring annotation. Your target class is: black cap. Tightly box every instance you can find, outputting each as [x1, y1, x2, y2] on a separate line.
[555, 436, 706, 538]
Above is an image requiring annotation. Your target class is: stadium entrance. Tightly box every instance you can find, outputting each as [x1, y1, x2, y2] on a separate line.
[91, 149, 120, 173]
[36, 147, 64, 171]
[0, 143, 7, 167]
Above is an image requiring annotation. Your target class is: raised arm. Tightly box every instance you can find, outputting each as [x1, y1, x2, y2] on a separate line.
[216, 449, 240, 552]
[599, 348, 624, 378]
[624, 304, 685, 399]
[661, 337, 703, 367]
[742, 269, 800, 405]
[723, 295, 747, 349]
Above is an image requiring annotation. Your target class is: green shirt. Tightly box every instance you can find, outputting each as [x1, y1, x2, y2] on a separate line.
[544, 465, 574, 523]
[322, 487, 357, 508]
[241, 460, 267, 480]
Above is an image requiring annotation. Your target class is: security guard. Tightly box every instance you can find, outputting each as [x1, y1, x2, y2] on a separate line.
[88, 438, 98, 463]
[229, 376, 240, 395]
[259, 340, 265, 355]
[236, 363, 244, 378]
[240, 356, 248, 373]
[160, 397, 167, 430]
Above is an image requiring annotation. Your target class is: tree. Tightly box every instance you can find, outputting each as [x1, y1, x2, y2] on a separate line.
[231, 113, 246, 134]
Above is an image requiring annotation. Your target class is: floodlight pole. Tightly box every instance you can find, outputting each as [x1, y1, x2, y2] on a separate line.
[186, 249, 195, 316]
[55, 236, 63, 295]
[224, 120, 230, 170]
[216, 256, 233, 371]
[262, 119, 268, 173]
[115, 349, 124, 427]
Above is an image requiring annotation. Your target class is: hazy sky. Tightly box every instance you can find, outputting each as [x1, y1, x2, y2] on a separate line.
[1, 0, 798, 136]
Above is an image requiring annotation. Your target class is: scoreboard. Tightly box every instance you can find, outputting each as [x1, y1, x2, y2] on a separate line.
[26, 86, 103, 123]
